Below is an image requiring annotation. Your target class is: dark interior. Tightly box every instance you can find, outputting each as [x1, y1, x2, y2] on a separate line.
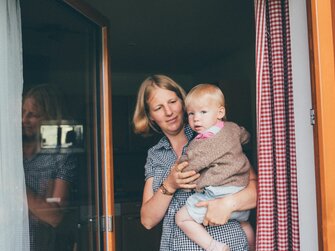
[21, 0, 256, 250]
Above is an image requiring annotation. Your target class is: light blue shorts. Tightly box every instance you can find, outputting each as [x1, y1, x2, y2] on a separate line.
[185, 186, 250, 224]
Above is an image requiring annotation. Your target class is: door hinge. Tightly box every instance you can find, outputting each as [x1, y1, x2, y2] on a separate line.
[100, 215, 113, 232]
[310, 109, 315, 125]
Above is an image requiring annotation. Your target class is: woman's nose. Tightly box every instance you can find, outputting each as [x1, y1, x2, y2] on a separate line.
[22, 113, 30, 124]
[164, 105, 173, 116]
[22, 114, 27, 123]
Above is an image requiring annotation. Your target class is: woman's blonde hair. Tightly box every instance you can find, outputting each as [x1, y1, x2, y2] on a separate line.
[185, 83, 226, 119]
[23, 84, 65, 122]
[133, 75, 186, 135]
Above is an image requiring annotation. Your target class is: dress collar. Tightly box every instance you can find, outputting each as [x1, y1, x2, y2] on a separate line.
[154, 124, 195, 150]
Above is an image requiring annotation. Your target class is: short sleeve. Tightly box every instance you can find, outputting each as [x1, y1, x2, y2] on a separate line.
[144, 148, 155, 181]
[55, 154, 78, 184]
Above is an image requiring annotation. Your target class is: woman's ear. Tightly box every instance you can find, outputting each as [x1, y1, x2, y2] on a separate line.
[217, 106, 226, 120]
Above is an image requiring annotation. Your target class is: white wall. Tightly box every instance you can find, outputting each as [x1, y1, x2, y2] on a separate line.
[289, 0, 318, 250]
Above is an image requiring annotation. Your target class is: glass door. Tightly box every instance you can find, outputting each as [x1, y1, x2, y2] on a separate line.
[21, 0, 114, 250]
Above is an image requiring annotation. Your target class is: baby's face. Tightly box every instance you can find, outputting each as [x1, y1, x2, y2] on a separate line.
[186, 97, 225, 134]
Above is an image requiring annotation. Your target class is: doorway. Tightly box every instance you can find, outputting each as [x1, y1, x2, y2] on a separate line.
[100, 1, 257, 250]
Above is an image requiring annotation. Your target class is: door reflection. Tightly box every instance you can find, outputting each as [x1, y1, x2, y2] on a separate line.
[21, 0, 103, 250]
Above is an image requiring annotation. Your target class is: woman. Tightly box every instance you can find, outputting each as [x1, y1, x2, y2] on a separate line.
[22, 84, 77, 251]
[133, 75, 257, 250]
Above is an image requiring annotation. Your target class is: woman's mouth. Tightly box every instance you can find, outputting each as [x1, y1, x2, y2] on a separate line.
[166, 117, 177, 124]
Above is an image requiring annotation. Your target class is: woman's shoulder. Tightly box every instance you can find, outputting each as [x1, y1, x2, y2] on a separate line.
[184, 124, 196, 141]
[148, 135, 169, 152]
[223, 121, 247, 134]
[146, 136, 175, 167]
[223, 121, 239, 128]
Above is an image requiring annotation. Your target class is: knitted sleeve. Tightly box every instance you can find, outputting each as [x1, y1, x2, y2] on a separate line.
[181, 136, 227, 173]
[239, 126, 250, 145]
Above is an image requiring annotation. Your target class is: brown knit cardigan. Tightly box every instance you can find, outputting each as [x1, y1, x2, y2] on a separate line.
[180, 121, 251, 192]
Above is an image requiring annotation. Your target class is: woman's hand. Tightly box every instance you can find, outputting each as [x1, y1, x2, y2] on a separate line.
[141, 162, 200, 229]
[26, 179, 71, 227]
[197, 168, 258, 226]
[196, 195, 235, 226]
[164, 161, 200, 193]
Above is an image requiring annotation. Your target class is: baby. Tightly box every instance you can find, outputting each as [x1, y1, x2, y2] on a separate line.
[175, 84, 254, 251]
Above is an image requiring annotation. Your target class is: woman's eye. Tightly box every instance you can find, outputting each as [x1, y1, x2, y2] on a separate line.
[32, 113, 42, 118]
[26, 112, 40, 119]
[169, 100, 177, 104]
[154, 107, 161, 111]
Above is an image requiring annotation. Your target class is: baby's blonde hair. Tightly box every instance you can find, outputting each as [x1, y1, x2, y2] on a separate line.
[185, 83, 225, 109]
[185, 84, 226, 121]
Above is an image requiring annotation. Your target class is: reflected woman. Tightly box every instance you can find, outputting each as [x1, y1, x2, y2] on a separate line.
[22, 84, 77, 251]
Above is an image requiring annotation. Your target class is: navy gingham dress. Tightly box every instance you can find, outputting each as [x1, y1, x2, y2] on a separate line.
[144, 125, 248, 251]
[24, 151, 77, 251]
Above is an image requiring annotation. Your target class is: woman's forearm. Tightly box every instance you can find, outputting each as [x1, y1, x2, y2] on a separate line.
[26, 188, 64, 227]
[140, 178, 172, 229]
[141, 162, 200, 229]
[26, 179, 71, 227]
[229, 168, 258, 211]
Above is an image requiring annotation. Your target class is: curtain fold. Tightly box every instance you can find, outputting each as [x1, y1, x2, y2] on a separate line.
[255, 0, 300, 250]
[0, 0, 30, 250]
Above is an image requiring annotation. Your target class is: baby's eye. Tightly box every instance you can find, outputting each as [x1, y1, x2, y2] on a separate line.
[188, 112, 194, 116]
[201, 110, 207, 114]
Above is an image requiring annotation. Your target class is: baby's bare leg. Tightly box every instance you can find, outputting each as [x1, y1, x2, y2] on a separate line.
[175, 206, 229, 251]
[240, 221, 255, 251]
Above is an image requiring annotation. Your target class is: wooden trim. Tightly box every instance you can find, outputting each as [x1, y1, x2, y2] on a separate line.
[100, 26, 115, 251]
[63, 0, 109, 26]
[306, 0, 335, 250]
[305, 1, 323, 249]
[332, 0, 335, 63]
[62, 1, 115, 250]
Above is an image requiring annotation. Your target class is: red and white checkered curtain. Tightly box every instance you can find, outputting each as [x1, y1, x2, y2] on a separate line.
[255, 0, 300, 250]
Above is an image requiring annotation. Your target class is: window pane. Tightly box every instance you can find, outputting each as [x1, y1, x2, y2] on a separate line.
[21, 0, 102, 250]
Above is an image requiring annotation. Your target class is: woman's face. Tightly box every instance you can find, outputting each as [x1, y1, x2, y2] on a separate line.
[22, 97, 44, 139]
[147, 87, 185, 137]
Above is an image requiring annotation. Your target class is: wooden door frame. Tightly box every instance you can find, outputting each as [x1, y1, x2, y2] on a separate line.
[62, 1, 115, 250]
[306, 0, 335, 250]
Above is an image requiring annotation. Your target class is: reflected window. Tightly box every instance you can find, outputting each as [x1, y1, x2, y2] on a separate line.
[40, 121, 84, 152]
